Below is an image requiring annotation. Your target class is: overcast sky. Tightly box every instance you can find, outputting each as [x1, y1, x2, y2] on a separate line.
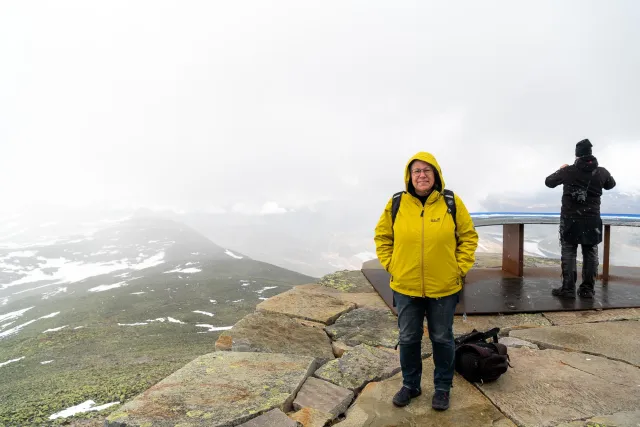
[2, 0, 639, 216]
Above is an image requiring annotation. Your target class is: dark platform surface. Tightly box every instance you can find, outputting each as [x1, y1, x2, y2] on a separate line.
[362, 266, 640, 315]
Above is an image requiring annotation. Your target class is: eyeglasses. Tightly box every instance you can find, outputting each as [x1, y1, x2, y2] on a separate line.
[411, 168, 433, 176]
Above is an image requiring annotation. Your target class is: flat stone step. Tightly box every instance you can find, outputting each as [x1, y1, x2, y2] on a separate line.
[335, 359, 516, 427]
[293, 376, 354, 418]
[314, 344, 401, 392]
[104, 352, 315, 427]
[256, 288, 356, 325]
[477, 347, 640, 427]
[510, 320, 640, 367]
[215, 311, 334, 365]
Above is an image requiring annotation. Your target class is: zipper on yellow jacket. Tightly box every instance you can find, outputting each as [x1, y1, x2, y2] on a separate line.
[421, 206, 425, 297]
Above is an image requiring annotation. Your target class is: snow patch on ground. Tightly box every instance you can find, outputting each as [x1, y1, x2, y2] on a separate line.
[88, 281, 127, 293]
[43, 325, 68, 333]
[195, 324, 232, 332]
[225, 249, 243, 259]
[164, 267, 202, 274]
[49, 400, 120, 420]
[0, 356, 25, 367]
[255, 286, 277, 294]
[193, 310, 214, 317]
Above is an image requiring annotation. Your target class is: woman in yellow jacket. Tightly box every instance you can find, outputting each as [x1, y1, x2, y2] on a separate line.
[374, 151, 478, 410]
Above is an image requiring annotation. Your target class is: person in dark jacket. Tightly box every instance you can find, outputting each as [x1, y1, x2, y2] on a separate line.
[545, 139, 616, 298]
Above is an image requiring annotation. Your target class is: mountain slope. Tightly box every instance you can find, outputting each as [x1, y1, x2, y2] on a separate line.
[0, 217, 315, 426]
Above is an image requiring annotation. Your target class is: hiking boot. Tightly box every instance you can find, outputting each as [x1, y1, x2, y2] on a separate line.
[553, 262, 576, 299]
[577, 284, 595, 299]
[551, 285, 576, 299]
[432, 390, 450, 411]
[392, 386, 421, 407]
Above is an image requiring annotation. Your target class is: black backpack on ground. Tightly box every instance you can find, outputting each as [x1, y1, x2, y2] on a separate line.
[454, 327, 512, 384]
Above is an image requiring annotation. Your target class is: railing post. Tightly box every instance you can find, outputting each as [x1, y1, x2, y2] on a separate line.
[602, 224, 611, 284]
[502, 223, 524, 277]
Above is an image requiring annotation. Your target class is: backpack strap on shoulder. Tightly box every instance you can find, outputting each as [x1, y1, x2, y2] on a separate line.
[391, 191, 404, 226]
[443, 189, 457, 232]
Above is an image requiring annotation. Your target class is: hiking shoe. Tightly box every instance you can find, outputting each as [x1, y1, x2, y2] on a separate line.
[577, 285, 595, 299]
[432, 390, 450, 411]
[551, 286, 576, 299]
[392, 386, 421, 407]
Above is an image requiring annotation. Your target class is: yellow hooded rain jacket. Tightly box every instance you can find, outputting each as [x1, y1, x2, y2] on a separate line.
[374, 152, 478, 298]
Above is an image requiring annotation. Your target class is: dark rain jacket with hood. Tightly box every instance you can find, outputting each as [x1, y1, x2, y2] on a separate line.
[545, 154, 616, 245]
[374, 152, 479, 299]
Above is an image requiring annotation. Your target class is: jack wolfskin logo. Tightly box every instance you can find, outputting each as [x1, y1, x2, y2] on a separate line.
[431, 218, 441, 222]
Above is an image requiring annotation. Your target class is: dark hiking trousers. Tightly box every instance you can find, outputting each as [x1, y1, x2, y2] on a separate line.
[393, 290, 459, 393]
[561, 241, 599, 288]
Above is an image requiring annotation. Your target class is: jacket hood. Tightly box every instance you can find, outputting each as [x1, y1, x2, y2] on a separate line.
[575, 155, 598, 173]
[404, 151, 445, 194]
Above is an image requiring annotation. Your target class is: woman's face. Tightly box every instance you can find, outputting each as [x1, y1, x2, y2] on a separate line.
[410, 160, 435, 196]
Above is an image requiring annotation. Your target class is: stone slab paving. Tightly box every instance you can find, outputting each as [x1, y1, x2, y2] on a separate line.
[214, 311, 334, 365]
[256, 288, 356, 325]
[335, 360, 517, 427]
[510, 320, 640, 366]
[295, 284, 389, 311]
[314, 344, 401, 392]
[498, 337, 539, 350]
[478, 347, 640, 427]
[289, 407, 333, 427]
[318, 270, 377, 293]
[236, 408, 300, 427]
[543, 307, 640, 326]
[104, 352, 315, 427]
[556, 410, 640, 427]
[454, 313, 552, 336]
[293, 377, 354, 418]
[325, 307, 399, 348]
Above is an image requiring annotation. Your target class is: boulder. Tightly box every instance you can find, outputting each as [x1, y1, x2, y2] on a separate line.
[215, 311, 334, 365]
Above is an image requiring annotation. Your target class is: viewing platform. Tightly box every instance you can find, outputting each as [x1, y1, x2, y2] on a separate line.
[364, 212, 640, 315]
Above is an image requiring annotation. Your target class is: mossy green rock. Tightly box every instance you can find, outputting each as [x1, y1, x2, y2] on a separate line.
[104, 352, 315, 427]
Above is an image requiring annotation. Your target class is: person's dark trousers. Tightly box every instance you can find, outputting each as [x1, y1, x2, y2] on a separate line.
[578, 244, 598, 297]
[393, 289, 459, 392]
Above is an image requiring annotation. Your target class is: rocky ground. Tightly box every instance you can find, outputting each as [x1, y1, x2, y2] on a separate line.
[102, 270, 640, 427]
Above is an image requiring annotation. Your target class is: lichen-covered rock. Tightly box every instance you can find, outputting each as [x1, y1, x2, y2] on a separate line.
[318, 271, 376, 293]
[293, 377, 353, 418]
[215, 311, 334, 365]
[314, 344, 401, 392]
[325, 308, 398, 348]
[256, 288, 355, 325]
[104, 352, 315, 427]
